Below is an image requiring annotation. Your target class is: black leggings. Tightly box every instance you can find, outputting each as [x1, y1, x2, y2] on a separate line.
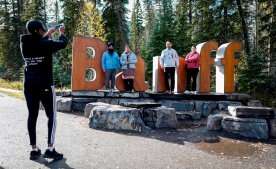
[186, 68, 199, 91]
[124, 79, 134, 91]
[164, 67, 175, 92]
[24, 85, 57, 146]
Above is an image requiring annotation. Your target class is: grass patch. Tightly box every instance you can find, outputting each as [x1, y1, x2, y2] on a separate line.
[0, 78, 23, 90]
[0, 88, 24, 99]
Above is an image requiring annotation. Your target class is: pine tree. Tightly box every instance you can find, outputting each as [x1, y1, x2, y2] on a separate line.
[0, 0, 24, 80]
[75, 1, 106, 41]
[130, 0, 144, 53]
[191, 0, 215, 43]
[143, 0, 155, 43]
[21, 0, 47, 23]
[174, 0, 192, 55]
[102, 0, 129, 53]
[53, 0, 83, 87]
[61, 0, 82, 40]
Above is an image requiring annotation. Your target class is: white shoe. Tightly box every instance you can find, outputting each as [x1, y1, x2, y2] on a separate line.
[184, 90, 191, 94]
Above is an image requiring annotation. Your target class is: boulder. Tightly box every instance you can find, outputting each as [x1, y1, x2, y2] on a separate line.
[120, 102, 161, 109]
[56, 97, 72, 112]
[161, 101, 194, 112]
[268, 119, 276, 138]
[172, 101, 194, 112]
[120, 92, 140, 98]
[72, 91, 105, 97]
[247, 100, 263, 107]
[144, 106, 177, 129]
[84, 102, 110, 118]
[228, 106, 275, 119]
[97, 98, 120, 105]
[207, 114, 226, 131]
[217, 101, 242, 111]
[222, 116, 269, 140]
[176, 111, 201, 120]
[89, 105, 147, 132]
[195, 101, 218, 117]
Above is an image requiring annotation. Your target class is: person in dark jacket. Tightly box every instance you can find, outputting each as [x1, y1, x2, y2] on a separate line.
[101, 42, 120, 91]
[20, 20, 68, 161]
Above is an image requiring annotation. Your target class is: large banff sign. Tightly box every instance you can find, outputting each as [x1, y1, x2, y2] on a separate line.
[71, 36, 241, 94]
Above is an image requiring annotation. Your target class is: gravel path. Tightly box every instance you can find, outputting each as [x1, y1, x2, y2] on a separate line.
[0, 92, 275, 169]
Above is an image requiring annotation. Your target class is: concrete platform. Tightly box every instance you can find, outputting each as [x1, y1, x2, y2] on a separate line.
[57, 90, 250, 113]
[60, 90, 251, 101]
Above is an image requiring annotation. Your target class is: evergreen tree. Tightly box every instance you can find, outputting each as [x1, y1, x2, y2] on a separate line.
[0, 0, 24, 80]
[51, 0, 82, 87]
[102, 0, 129, 53]
[191, 0, 215, 43]
[174, 0, 192, 55]
[75, 1, 106, 41]
[22, 0, 47, 23]
[143, 0, 155, 43]
[130, 0, 144, 53]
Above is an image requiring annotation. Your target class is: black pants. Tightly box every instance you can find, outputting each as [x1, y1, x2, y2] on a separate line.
[24, 85, 56, 146]
[164, 67, 175, 92]
[186, 68, 199, 91]
[105, 69, 116, 89]
[124, 79, 134, 91]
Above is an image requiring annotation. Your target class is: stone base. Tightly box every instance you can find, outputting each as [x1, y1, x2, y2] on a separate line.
[222, 116, 269, 140]
[176, 111, 201, 120]
[56, 97, 72, 112]
[207, 114, 227, 131]
[89, 104, 147, 132]
[268, 119, 276, 138]
[228, 106, 275, 119]
[247, 100, 263, 107]
[144, 106, 177, 129]
[84, 102, 110, 118]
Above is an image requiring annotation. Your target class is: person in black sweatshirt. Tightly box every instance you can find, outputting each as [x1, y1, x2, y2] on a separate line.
[20, 20, 68, 161]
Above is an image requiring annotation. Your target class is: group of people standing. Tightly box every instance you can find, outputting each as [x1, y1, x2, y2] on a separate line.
[102, 40, 200, 93]
[101, 42, 137, 92]
[159, 40, 200, 93]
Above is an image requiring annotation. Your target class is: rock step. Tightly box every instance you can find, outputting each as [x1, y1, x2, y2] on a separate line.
[222, 116, 269, 140]
[89, 105, 146, 132]
[268, 119, 276, 138]
[176, 111, 201, 120]
[119, 102, 161, 109]
[207, 114, 227, 131]
[84, 102, 110, 118]
[89, 103, 177, 132]
[228, 106, 275, 119]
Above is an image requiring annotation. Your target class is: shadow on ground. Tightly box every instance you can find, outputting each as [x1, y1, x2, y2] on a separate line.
[94, 119, 276, 158]
[32, 158, 75, 169]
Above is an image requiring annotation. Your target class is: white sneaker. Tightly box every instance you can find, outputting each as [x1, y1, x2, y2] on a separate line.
[184, 90, 191, 94]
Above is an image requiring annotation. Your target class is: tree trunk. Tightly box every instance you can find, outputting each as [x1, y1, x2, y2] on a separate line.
[236, 0, 250, 56]
[189, 0, 192, 24]
[223, 5, 228, 43]
[270, 0, 276, 75]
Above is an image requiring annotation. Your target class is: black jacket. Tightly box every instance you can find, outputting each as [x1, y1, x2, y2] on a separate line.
[20, 34, 68, 87]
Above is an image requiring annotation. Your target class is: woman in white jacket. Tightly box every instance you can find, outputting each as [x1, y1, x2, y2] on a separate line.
[120, 45, 137, 92]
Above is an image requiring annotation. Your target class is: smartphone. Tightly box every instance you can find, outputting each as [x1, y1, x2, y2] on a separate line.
[54, 23, 64, 30]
